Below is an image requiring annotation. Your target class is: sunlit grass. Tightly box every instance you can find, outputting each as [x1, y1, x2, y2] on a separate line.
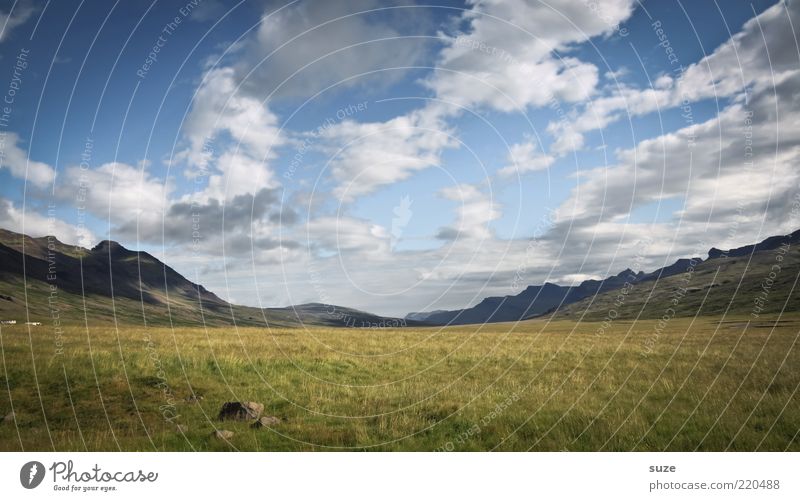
[1, 315, 798, 451]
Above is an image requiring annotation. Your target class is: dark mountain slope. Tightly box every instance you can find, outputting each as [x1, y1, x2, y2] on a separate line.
[551, 230, 800, 321]
[413, 262, 693, 326]
[0, 229, 411, 328]
[409, 230, 799, 326]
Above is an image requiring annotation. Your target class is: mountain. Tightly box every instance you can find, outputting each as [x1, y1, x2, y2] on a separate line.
[405, 310, 449, 322]
[0, 229, 413, 327]
[3, 227, 796, 328]
[272, 303, 413, 328]
[706, 231, 799, 259]
[411, 263, 694, 326]
[551, 229, 800, 321]
[408, 229, 799, 325]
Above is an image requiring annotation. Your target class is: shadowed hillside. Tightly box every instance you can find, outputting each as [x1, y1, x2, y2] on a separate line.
[408, 229, 799, 326]
[551, 230, 799, 321]
[0, 229, 414, 328]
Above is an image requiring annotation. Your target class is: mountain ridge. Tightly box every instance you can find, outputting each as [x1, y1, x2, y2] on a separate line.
[0, 229, 415, 328]
[2, 227, 797, 327]
[551, 229, 800, 321]
[407, 229, 800, 325]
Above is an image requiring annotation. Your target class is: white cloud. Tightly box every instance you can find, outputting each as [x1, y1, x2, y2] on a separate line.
[436, 183, 500, 241]
[548, 67, 800, 272]
[546, 1, 800, 156]
[426, 0, 636, 113]
[546, 84, 675, 156]
[319, 105, 456, 201]
[179, 67, 283, 201]
[679, 1, 799, 102]
[0, 198, 95, 247]
[0, 132, 56, 187]
[238, 0, 428, 99]
[201, 149, 278, 203]
[306, 0, 637, 203]
[498, 140, 555, 176]
[57, 161, 171, 237]
[304, 215, 390, 255]
[0, 3, 34, 43]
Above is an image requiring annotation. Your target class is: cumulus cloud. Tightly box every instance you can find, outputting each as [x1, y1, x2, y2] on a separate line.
[679, 0, 800, 102]
[52, 160, 177, 248]
[119, 187, 300, 252]
[0, 132, 56, 187]
[547, 1, 800, 156]
[236, 0, 430, 99]
[312, 0, 636, 200]
[178, 67, 283, 201]
[426, 0, 636, 113]
[546, 85, 673, 155]
[498, 139, 555, 176]
[436, 183, 500, 241]
[319, 105, 456, 201]
[305, 215, 390, 255]
[0, 197, 95, 247]
[546, 67, 800, 273]
[58, 160, 170, 222]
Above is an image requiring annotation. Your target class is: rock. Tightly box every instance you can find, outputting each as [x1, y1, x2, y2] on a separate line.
[184, 394, 204, 403]
[213, 430, 234, 440]
[218, 401, 264, 421]
[251, 416, 281, 428]
[3, 411, 14, 423]
[176, 424, 188, 433]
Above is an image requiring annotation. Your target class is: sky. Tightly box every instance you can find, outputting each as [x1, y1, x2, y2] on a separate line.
[0, 0, 798, 316]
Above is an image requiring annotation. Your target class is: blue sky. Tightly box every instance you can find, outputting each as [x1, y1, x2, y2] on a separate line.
[0, 0, 798, 316]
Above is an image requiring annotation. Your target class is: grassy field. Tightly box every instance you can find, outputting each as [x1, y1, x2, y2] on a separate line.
[1, 315, 798, 451]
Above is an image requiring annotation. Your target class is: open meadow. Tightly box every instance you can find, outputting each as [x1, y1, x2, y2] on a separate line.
[1, 315, 798, 451]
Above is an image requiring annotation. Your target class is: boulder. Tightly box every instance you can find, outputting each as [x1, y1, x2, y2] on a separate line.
[251, 416, 281, 428]
[218, 401, 264, 421]
[176, 424, 188, 433]
[3, 411, 14, 423]
[213, 430, 234, 440]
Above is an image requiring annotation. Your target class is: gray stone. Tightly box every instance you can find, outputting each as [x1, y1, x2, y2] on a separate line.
[176, 424, 188, 433]
[213, 430, 234, 440]
[218, 401, 264, 421]
[2, 411, 14, 423]
[251, 416, 281, 428]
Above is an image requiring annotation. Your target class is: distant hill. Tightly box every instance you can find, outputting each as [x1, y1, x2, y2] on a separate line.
[405, 309, 449, 322]
[273, 303, 414, 328]
[0, 229, 413, 328]
[408, 229, 799, 325]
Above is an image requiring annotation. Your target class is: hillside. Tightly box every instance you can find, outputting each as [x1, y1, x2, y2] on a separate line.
[550, 230, 800, 321]
[409, 260, 701, 326]
[408, 229, 799, 326]
[0, 229, 412, 327]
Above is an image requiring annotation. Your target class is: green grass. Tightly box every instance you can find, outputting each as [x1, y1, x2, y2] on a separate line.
[1, 315, 798, 451]
[0, 274, 300, 327]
